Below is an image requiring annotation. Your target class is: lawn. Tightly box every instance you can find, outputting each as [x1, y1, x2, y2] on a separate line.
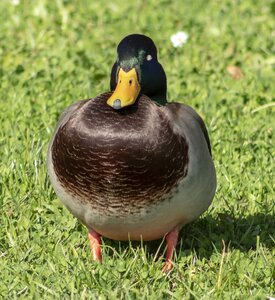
[0, 0, 274, 299]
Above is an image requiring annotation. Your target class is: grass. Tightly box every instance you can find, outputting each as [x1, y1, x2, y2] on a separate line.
[0, 0, 274, 298]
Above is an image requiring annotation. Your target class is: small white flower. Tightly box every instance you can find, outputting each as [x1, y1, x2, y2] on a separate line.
[170, 31, 189, 48]
[11, 0, 20, 5]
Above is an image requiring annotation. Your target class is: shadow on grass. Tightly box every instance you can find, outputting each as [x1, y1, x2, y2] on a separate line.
[102, 213, 274, 261]
[180, 213, 274, 259]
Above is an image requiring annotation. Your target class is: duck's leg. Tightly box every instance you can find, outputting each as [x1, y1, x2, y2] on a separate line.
[88, 228, 102, 261]
[162, 227, 180, 273]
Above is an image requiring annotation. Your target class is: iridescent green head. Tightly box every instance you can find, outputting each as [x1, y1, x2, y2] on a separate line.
[107, 34, 167, 110]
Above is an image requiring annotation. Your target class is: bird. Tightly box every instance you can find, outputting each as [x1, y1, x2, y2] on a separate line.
[47, 34, 216, 272]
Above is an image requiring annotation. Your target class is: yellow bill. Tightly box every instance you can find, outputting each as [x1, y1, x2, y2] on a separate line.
[107, 68, 141, 110]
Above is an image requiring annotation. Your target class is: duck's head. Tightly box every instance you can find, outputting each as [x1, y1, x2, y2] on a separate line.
[107, 34, 167, 110]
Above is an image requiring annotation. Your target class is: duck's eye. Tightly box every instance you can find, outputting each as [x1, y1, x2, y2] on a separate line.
[146, 54, 153, 61]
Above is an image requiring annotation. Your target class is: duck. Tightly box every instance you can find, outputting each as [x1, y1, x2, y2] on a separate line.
[47, 34, 216, 272]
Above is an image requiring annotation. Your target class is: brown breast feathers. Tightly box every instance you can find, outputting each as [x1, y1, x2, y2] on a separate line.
[51, 92, 188, 214]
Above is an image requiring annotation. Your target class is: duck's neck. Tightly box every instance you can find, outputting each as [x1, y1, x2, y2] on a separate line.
[149, 91, 167, 106]
[142, 64, 168, 106]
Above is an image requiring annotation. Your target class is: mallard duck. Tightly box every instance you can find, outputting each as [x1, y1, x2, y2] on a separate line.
[47, 34, 216, 272]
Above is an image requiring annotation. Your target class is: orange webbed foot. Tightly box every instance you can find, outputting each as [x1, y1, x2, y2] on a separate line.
[88, 229, 102, 261]
[162, 226, 180, 273]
